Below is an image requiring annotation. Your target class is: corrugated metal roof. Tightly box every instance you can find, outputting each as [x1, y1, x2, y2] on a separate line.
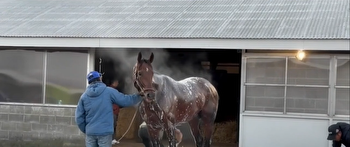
[0, 0, 349, 39]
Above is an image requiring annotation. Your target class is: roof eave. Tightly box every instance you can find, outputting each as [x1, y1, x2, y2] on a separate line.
[0, 37, 348, 51]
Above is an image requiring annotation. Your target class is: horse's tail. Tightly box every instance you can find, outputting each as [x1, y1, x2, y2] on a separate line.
[199, 78, 219, 117]
[207, 82, 219, 113]
[201, 77, 219, 103]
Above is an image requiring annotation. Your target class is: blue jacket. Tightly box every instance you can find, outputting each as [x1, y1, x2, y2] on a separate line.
[75, 82, 142, 136]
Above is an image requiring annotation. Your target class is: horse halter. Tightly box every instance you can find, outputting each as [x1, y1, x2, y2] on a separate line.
[134, 63, 165, 123]
[134, 62, 156, 95]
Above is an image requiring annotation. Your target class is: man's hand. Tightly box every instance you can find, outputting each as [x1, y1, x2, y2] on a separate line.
[111, 81, 119, 88]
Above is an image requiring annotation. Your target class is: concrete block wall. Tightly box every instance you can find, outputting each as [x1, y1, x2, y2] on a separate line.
[287, 58, 330, 85]
[245, 84, 329, 114]
[244, 57, 349, 115]
[0, 104, 84, 142]
[336, 59, 350, 86]
[335, 88, 350, 115]
[246, 58, 286, 84]
[0, 104, 199, 144]
[244, 58, 331, 114]
[245, 86, 285, 112]
[286, 87, 328, 114]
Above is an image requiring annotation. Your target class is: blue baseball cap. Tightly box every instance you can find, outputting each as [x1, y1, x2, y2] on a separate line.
[87, 71, 102, 83]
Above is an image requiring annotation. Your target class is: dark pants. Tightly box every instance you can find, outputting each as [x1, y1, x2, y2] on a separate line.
[138, 123, 151, 147]
[113, 114, 118, 140]
[138, 122, 165, 147]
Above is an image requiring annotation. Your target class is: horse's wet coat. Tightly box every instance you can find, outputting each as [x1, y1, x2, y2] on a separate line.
[133, 52, 219, 147]
[144, 75, 210, 123]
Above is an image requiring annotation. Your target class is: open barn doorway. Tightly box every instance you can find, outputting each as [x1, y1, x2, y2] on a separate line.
[94, 48, 241, 145]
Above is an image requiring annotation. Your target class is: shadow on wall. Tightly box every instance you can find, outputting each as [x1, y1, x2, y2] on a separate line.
[0, 72, 82, 104]
[45, 84, 83, 105]
[0, 72, 42, 103]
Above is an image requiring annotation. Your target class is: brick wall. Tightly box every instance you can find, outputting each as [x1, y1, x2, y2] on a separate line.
[0, 104, 85, 146]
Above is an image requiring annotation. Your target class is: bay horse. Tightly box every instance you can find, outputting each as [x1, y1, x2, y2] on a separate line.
[133, 52, 219, 147]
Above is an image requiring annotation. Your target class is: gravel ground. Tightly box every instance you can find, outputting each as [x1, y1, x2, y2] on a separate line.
[113, 140, 236, 147]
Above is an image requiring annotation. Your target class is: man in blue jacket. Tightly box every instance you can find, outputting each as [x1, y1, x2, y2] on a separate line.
[327, 122, 350, 147]
[75, 71, 142, 147]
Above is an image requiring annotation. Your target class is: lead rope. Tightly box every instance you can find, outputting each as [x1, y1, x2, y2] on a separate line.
[116, 69, 141, 143]
[118, 66, 158, 144]
[116, 102, 141, 143]
[116, 108, 139, 143]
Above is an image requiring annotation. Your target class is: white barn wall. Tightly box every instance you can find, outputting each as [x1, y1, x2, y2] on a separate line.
[240, 115, 350, 147]
[239, 51, 350, 147]
[241, 115, 329, 147]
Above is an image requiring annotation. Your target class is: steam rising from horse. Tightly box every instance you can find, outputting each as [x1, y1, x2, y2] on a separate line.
[133, 52, 219, 147]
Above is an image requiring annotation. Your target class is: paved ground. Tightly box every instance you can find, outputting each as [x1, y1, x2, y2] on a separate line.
[113, 140, 236, 147]
[0, 139, 236, 147]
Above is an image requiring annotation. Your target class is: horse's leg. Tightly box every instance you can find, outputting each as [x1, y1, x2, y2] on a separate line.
[174, 128, 183, 146]
[201, 104, 218, 147]
[147, 125, 164, 147]
[188, 116, 204, 147]
[163, 121, 177, 147]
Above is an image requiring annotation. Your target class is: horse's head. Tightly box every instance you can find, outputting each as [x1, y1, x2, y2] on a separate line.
[134, 52, 158, 102]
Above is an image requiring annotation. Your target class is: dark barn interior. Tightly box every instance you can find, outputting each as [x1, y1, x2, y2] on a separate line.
[95, 48, 242, 143]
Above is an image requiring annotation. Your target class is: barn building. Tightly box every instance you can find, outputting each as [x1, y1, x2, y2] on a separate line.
[0, 0, 349, 147]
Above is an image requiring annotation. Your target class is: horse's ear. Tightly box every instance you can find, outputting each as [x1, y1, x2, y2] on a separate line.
[149, 52, 154, 63]
[137, 52, 142, 63]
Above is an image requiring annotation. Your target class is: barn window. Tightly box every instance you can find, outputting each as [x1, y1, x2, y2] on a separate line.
[0, 49, 88, 105]
[335, 58, 350, 115]
[244, 56, 332, 115]
[285, 58, 330, 114]
[0, 50, 44, 103]
[245, 58, 285, 112]
[45, 50, 88, 105]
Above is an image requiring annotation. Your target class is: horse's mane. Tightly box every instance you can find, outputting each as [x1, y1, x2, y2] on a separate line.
[153, 70, 161, 75]
[152, 69, 180, 85]
[153, 70, 169, 80]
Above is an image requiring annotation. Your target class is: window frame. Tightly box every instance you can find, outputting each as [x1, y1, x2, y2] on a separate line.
[242, 52, 349, 118]
[0, 48, 92, 107]
[333, 56, 350, 117]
